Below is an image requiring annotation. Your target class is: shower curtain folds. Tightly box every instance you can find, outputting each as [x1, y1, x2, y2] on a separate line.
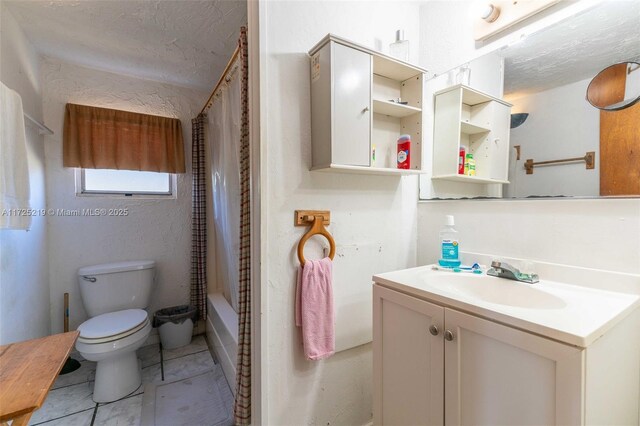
[209, 67, 241, 314]
[198, 26, 250, 424]
[190, 115, 208, 321]
[234, 26, 251, 425]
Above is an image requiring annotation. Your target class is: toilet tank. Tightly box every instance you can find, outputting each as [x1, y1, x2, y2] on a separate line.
[78, 260, 156, 317]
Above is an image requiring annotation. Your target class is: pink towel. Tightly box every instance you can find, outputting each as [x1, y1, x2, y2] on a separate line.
[295, 257, 334, 360]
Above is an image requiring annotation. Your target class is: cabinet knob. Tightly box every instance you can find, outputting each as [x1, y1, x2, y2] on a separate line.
[429, 325, 439, 336]
[362, 106, 370, 113]
[444, 330, 455, 341]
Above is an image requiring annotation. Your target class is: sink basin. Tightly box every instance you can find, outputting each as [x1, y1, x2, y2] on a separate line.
[373, 262, 640, 347]
[432, 273, 567, 309]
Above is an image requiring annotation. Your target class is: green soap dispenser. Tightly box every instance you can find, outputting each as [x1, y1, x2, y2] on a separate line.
[438, 215, 461, 268]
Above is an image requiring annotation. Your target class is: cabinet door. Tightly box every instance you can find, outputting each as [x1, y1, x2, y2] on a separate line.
[332, 42, 371, 166]
[444, 308, 584, 426]
[484, 101, 510, 181]
[373, 285, 444, 426]
[432, 89, 463, 177]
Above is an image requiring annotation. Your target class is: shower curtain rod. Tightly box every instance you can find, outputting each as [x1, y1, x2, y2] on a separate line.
[24, 112, 54, 135]
[200, 45, 241, 115]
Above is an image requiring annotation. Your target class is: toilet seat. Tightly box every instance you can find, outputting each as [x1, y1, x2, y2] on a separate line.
[75, 317, 152, 403]
[78, 309, 148, 344]
[76, 320, 151, 357]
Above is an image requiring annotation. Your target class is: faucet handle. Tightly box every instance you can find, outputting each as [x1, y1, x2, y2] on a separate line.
[491, 260, 519, 274]
[488, 259, 539, 283]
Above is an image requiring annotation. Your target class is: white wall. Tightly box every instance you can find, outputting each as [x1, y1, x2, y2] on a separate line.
[41, 57, 206, 333]
[0, 5, 50, 344]
[506, 77, 599, 198]
[417, 1, 640, 275]
[418, 199, 640, 274]
[420, 0, 478, 76]
[260, 1, 421, 424]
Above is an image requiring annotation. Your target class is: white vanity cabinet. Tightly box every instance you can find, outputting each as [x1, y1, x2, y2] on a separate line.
[431, 85, 512, 185]
[309, 34, 427, 175]
[373, 282, 640, 425]
[373, 285, 445, 426]
[443, 307, 582, 425]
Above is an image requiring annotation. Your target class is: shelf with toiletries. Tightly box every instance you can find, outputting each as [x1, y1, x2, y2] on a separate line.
[431, 84, 512, 185]
[309, 34, 427, 175]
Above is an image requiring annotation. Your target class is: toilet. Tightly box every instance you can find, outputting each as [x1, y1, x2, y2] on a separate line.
[75, 260, 156, 403]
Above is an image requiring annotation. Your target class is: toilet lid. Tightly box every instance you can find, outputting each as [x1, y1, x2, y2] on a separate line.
[78, 309, 148, 339]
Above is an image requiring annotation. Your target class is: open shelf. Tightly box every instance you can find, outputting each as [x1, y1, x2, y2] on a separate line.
[431, 174, 509, 184]
[373, 99, 421, 118]
[432, 84, 512, 196]
[312, 164, 424, 176]
[434, 84, 498, 105]
[372, 54, 424, 81]
[460, 121, 490, 134]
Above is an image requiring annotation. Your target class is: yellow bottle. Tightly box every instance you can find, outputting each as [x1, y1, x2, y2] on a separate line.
[465, 153, 476, 176]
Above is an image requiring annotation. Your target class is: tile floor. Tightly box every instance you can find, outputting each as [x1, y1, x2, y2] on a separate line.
[29, 335, 232, 426]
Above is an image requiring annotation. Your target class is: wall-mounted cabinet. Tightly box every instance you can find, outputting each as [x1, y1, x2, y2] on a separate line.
[432, 84, 512, 184]
[309, 34, 427, 175]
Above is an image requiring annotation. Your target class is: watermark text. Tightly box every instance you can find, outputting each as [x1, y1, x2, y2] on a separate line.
[1, 208, 130, 217]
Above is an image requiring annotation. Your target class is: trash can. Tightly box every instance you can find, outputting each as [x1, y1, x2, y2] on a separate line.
[153, 305, 198, 349]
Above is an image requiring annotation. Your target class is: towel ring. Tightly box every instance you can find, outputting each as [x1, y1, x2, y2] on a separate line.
[297, 215, 336, 266]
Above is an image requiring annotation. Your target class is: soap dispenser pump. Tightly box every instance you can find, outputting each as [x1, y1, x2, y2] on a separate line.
[438, 215, 461, 268]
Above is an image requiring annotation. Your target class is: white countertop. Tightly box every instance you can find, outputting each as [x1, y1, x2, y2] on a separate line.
[373, 265, 640, 347]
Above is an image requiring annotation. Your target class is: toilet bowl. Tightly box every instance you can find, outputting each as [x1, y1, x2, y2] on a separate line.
[75, 260, 156, 403]
[76, 309, 152, 403]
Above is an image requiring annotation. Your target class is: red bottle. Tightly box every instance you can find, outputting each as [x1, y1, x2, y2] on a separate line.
[458, 145, 466, 174]
[397, 134, 411, 169]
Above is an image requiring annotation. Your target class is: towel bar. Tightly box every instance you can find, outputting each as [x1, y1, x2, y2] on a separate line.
[295, 210, 336, 265]
[525, 151, 595, 174]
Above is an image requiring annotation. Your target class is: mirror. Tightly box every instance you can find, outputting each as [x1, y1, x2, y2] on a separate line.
[587, 62, 640, 111]
[422, 1, 640, 200]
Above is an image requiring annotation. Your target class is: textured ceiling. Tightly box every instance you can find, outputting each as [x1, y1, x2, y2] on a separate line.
[502, 0, 640, 96]
[4, 0, 247, 91]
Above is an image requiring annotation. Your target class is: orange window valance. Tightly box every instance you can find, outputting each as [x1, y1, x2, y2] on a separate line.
[63, 103, 185, 173]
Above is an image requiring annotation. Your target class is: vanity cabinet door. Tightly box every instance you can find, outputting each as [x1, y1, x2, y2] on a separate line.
[373, 285, 444, 426]
[443, 308, 584, 426]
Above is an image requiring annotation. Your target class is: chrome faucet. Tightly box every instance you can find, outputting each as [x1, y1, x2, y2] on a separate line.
[487, 260, 539, 284]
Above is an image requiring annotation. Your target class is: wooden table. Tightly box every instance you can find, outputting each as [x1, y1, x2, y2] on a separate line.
[0, 331, 80, 426]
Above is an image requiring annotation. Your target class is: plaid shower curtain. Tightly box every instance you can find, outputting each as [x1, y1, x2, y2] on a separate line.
[234, 26, 252, 425]
[190, 114, 207, 321]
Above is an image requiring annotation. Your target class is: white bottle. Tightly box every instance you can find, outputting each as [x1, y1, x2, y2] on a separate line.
[389, 30, 409, 62]
[438, 215, 461, 267]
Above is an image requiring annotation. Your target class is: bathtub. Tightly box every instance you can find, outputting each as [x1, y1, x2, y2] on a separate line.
[206, 292, 238, 395]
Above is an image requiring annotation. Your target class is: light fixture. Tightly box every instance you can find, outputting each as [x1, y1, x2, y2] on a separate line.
[475, 0, 561, 41]
[480, 3, 501, 23]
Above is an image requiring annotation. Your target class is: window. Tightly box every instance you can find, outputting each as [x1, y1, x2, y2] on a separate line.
[77, 168, 175, 197]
